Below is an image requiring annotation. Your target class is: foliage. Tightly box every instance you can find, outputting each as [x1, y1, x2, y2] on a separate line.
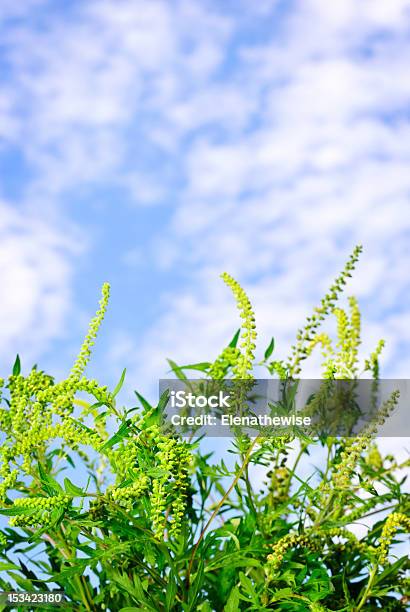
[0, 247, 409, 611]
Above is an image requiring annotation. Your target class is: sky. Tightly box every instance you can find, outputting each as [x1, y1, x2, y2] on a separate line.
[1, 0, 410, 407]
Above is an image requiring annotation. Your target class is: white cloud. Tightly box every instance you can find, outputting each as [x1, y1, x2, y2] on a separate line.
[138, 0, 410, 382]
[0, 201, 80, 368]
[0, 0, 409, 391]
[0, 0, 233, 200]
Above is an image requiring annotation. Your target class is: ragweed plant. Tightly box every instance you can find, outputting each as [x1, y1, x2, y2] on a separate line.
[0, 246, 409, 612]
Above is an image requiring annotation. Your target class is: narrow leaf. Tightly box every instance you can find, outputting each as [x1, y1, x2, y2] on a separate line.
[63, 477, 84, 497]
[134, 391, 152, 412]
[157, 389, 170, 414]
[0, 562, 20, 571]
[12, 355, 21, 376]
[99, 420, 131, 451]
[112, 368, 127, 398]
[229, 329, 241, 348]
[224, 587, 240, 612]
[167, 359, 187, 380]
[38, 463, 63, 496]
[264, 337, 275, 360]
[177, 362, 212, 373]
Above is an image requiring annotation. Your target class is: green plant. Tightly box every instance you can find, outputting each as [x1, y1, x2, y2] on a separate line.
[0, 246, 409, 611]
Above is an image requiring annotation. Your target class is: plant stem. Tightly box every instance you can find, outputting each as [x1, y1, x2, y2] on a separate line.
[284, 441, 307, 497]
[355, 563, 378, 611]
[58, 525, 96, 611]
[186, 435, 260, 588]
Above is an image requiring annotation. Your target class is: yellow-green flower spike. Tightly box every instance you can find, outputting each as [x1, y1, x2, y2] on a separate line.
[69, 282, 110, 381]
[221, 273, 257, 379]
[209, 346, 241, 380]
[332, 390, 400, 490]
[288, 245, 362, 375]
[378, 512, 410, 564]
[365, 339, 385, 380]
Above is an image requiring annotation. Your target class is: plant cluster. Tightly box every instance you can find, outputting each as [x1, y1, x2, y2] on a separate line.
[0, 247, 409, 611]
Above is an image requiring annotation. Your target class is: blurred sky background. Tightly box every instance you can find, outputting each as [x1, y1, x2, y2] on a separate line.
[1, 0, 410, 409]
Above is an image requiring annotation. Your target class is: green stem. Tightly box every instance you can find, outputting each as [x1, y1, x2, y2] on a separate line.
[355, 563, 378, 611]
[284, 441, 307, 497]
[58, 525, 96, 611]
[186, 435, 261, 588]
[243, 457, 258, 518]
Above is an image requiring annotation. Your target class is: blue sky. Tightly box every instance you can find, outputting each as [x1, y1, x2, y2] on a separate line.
[1, 0, 410, 406]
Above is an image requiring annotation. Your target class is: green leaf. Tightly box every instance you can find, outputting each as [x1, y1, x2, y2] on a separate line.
[224, 586, 240, 611]
[134, 391, 152, 412]
[38, 462, 63, 496]
[0, 507, 32, 516]
[63, 477, 84, 497]
[99, 420, 131, 452]
[374, 555, 408, 585]
[270, 588, 295, 602]
[206, 553, 261, 572]
[229, 329, 241, 348]
[264, 337, 275, 360]
[18, 560, 45, 585]
[49, 506, 66, 528]
[7, 572, 33, 591]
[112, 368, 127, 398]
[112, 571, 156, 610]
[69, 418, 97, 437]
[196, 604, 212, 612]
[94, 410, 108, 423]
[51, 552, 104, 580]
[177, 362, 212, 373]
[167, 359, 187, 380]
[165, 578, 177, 611]
[187, 560, 204, 611]
[342, 568, 353, 605]
[239, 571, 255, 596]
[0, 562, 20, 571]
[303, 568, 334, 602]
[146, 467, 169, 478]
[157, 389, 170, 413]
[12, 355, 21, 376]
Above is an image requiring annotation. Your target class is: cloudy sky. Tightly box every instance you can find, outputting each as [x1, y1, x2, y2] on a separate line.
[1, 0, 410, 402]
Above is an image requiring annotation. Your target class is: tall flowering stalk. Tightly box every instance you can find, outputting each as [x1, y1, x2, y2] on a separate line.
[287, 244, 362, 375]
[220, 272, 257, 379]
